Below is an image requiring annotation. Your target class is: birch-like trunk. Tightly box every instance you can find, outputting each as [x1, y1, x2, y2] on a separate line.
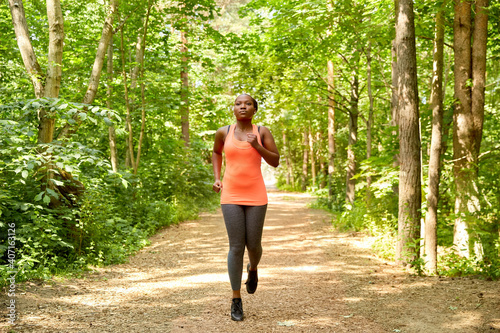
[395, 0, 422, 265]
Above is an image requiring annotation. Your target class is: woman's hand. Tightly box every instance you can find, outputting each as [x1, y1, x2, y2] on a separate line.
[247, 133, 260, 148]
[213, 179, 222, 193]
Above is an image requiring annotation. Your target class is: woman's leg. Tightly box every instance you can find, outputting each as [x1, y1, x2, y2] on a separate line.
[244, 204, 267, 270]
[221, 204, 246, 295]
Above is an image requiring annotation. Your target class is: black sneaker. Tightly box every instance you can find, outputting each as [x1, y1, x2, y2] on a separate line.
[245, 263, 258, 294]
[231, 298, 244, 321]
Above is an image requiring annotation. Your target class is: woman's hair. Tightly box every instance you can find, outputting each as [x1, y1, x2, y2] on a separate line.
[236, 93, 258, 112]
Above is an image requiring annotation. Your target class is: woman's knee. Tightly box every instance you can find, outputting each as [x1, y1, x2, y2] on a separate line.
[246, 244, 262, 255]
[229, 244, 245, 257]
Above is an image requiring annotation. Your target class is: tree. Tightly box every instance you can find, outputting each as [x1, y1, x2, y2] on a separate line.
[395, 0, 421, 264]
[424, 0, 447, 274]
[8, 0, 64, 143]
[453, 0, 489, 258]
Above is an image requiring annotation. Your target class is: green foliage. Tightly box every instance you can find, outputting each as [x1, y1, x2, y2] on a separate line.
[438, 250, 500, 280]
[0, 98, 217, 286]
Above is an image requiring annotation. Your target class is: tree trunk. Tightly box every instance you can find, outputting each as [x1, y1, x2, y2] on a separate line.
[120, 26, 136, 171]
[38, 0, 64, 144]
[309, 128, 316, 187]
[327, 59, 336, 198]
[424, 0, 446, 274]
[57, 0, 118, 139]
[452, 0, 489, 258]
[133, 2, 152, 175]
[392, 0, 400, 197]
[471, 0, 488, 157]
[107, 40, 119, 173]
[317, 132, 327, 189]
[283, 131, 291, 186]
[346, 72, 359, 205]
[8, 0, 45, 98]
[366, 41, 374, 206]
[395, 0, 422, 265]
[453, 0, 475, 258]
[302, 128, 309, 192]
[83, 0, 117, 105]
[180, 30, 190, 147]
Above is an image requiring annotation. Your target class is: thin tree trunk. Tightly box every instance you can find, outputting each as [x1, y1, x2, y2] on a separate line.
[120, 26, 136, 171]
[424, 0, 447, 274]
[302, 128, 309, 192]
[283, 132, 291, 186]
[309, 128, 316, 187]
[395, 0, 422, 265]
[107, 40, 119, 172]
[83, 0, 117, 105]
[471, 0, 489, 157]
[392, 0, 400, 197]
[346, 72, 359, 205]
[366, 41, 374, 206]
[327, 59, 336, 198]
[317, 132, 327, 189]
[57, 0, 118, 139]
[180, 30, 190, 147]
[133, 2, 152, 175]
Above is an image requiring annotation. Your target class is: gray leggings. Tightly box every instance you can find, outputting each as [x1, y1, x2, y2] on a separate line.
[221, 204, 268, 291]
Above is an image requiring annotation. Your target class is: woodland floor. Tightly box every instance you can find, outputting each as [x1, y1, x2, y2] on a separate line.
[1, 190, 500, 333]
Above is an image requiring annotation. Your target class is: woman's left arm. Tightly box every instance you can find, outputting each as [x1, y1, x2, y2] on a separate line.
[247, 126, 280, 167]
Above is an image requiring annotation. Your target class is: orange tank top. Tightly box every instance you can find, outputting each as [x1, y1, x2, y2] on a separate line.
[220, 124, 268, 206]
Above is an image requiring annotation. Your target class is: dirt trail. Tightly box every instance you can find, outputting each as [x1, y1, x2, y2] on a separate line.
[2, 191, 499, 332]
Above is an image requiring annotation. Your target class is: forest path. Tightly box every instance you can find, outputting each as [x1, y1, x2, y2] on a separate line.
[3, 191, 500, 332]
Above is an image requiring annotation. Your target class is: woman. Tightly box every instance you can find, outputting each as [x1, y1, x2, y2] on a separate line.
[212, 94, 280, 321]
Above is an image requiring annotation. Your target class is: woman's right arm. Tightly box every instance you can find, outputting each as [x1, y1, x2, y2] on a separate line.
[212, 127, 225, 193]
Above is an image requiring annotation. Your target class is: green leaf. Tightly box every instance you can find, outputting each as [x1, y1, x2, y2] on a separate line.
[104, 117, 113, 126]
[46, 188, 58, 198]
[43, 195, 51, 204]
[50, 179, 64, 186]
[34, 191, 44, 201]
[21, 170, 28, 179]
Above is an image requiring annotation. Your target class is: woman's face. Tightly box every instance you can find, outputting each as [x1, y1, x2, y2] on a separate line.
[233, 95, 256, 120]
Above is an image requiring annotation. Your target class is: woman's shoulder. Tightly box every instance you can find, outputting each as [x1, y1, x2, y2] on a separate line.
[255, 125, 272, 135]
[215, 125, 233, 134]
[214, 125, 232, 141]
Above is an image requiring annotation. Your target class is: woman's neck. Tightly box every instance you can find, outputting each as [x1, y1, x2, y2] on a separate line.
[235, 119, 253, 131]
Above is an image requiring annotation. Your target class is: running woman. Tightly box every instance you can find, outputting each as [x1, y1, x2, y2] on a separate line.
[212, 94, 280, 321]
